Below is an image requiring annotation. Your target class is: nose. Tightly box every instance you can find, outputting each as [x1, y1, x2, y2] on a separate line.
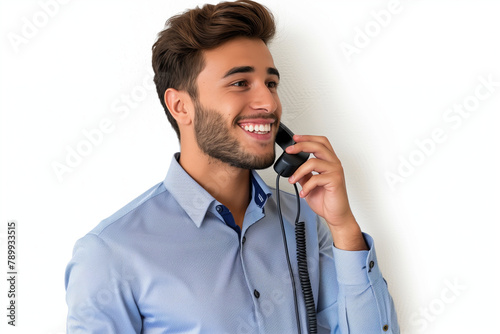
[250, 83, 279, 114]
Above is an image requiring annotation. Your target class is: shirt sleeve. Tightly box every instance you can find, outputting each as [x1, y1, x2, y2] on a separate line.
[315, 221, 399, 333]
[65, 233, 142, 333]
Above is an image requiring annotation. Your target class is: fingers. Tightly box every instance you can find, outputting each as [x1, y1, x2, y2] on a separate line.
[294, 135, 335, 155]
[285, 134, 345, 197]
[297, 171, 346, 198]
[285, 135, 339, 162]
[289, 158, 345, 197]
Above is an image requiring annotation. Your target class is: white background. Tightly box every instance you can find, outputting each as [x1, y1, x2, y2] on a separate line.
[1, 0, 499, 333]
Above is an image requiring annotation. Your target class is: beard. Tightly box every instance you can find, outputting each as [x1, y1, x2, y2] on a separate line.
[193, 100, 276, 170]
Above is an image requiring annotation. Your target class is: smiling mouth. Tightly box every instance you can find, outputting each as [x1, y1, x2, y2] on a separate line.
[240, 123, 272, 134]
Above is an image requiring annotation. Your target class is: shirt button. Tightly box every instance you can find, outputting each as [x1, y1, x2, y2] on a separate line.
[242, 236, 246, 244]
[253, 289, 260, 298]
[216, 205, 222, 213]
[383, 324, 389, 331]
[369, 260, 375, 272]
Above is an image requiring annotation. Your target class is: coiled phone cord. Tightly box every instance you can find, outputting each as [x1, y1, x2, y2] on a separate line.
[295, 220, 318, 334]
[276, 174, 317, 334]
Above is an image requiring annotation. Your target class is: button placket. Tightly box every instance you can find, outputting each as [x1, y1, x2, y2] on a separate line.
[215, 204, 241, 237]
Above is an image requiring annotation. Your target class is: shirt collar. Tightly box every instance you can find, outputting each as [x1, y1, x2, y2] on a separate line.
[163, 153, 272, 228]
[250, 170, 272, 209]
[163, 153, 215, 228]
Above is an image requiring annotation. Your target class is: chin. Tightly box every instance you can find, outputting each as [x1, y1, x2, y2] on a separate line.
[223, 149, 275, 170]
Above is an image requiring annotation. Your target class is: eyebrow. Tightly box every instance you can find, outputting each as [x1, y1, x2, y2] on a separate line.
[223, 66, 280, 79]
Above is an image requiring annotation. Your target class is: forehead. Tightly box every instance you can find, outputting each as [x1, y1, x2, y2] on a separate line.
[198, 37, 276, 80]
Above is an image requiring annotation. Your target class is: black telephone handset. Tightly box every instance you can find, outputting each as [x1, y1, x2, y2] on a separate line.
[273, 122, 317, 334]
[273, 123, 309, 177]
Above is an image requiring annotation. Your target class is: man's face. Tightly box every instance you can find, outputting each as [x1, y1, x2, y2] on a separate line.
[193, 37, 282, 169]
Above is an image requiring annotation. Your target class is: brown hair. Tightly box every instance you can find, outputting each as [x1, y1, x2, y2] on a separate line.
[152, 0, 276, 139]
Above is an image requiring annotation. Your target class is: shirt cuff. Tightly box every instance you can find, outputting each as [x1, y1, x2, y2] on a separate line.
[332, 233, 382, 286]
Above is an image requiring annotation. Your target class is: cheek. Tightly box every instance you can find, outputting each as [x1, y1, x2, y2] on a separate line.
[220, 98, 246, 117]
[273, 91, 282, 106]
[275, 98, 283, 117]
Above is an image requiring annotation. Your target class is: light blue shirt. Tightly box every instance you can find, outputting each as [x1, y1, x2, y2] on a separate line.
[65, 154, 399, 333]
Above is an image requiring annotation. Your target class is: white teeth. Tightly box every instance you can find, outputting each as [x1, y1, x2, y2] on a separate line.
[242, 123, 271, 134]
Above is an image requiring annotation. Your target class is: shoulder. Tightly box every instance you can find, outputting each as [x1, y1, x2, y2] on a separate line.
[89, 181, 168, 238]
[65, 181, 170, 285]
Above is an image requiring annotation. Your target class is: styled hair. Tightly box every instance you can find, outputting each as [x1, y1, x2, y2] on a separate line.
[151, 0, 276, 139]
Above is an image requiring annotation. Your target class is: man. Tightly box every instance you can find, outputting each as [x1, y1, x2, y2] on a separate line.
[65, 1, 399, 333]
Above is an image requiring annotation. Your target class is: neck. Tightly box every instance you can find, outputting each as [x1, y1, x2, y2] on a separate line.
[178, 146, 251, 228]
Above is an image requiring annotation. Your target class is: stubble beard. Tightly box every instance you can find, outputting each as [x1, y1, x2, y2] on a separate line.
[193, 100, 276, 170]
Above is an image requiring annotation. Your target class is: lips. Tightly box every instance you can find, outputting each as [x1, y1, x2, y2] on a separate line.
[240, 123, 271, 134]
[237, 117, 276, 135]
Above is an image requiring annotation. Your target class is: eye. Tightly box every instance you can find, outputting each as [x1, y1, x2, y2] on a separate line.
[231, 80, 248, 87]
[267, 81, 279, 89]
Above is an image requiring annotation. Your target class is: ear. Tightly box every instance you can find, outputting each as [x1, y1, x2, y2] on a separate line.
[164, 88, 193, 126]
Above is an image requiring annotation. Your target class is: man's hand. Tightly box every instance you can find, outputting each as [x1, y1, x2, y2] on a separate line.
[286, 134, 368, 251]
